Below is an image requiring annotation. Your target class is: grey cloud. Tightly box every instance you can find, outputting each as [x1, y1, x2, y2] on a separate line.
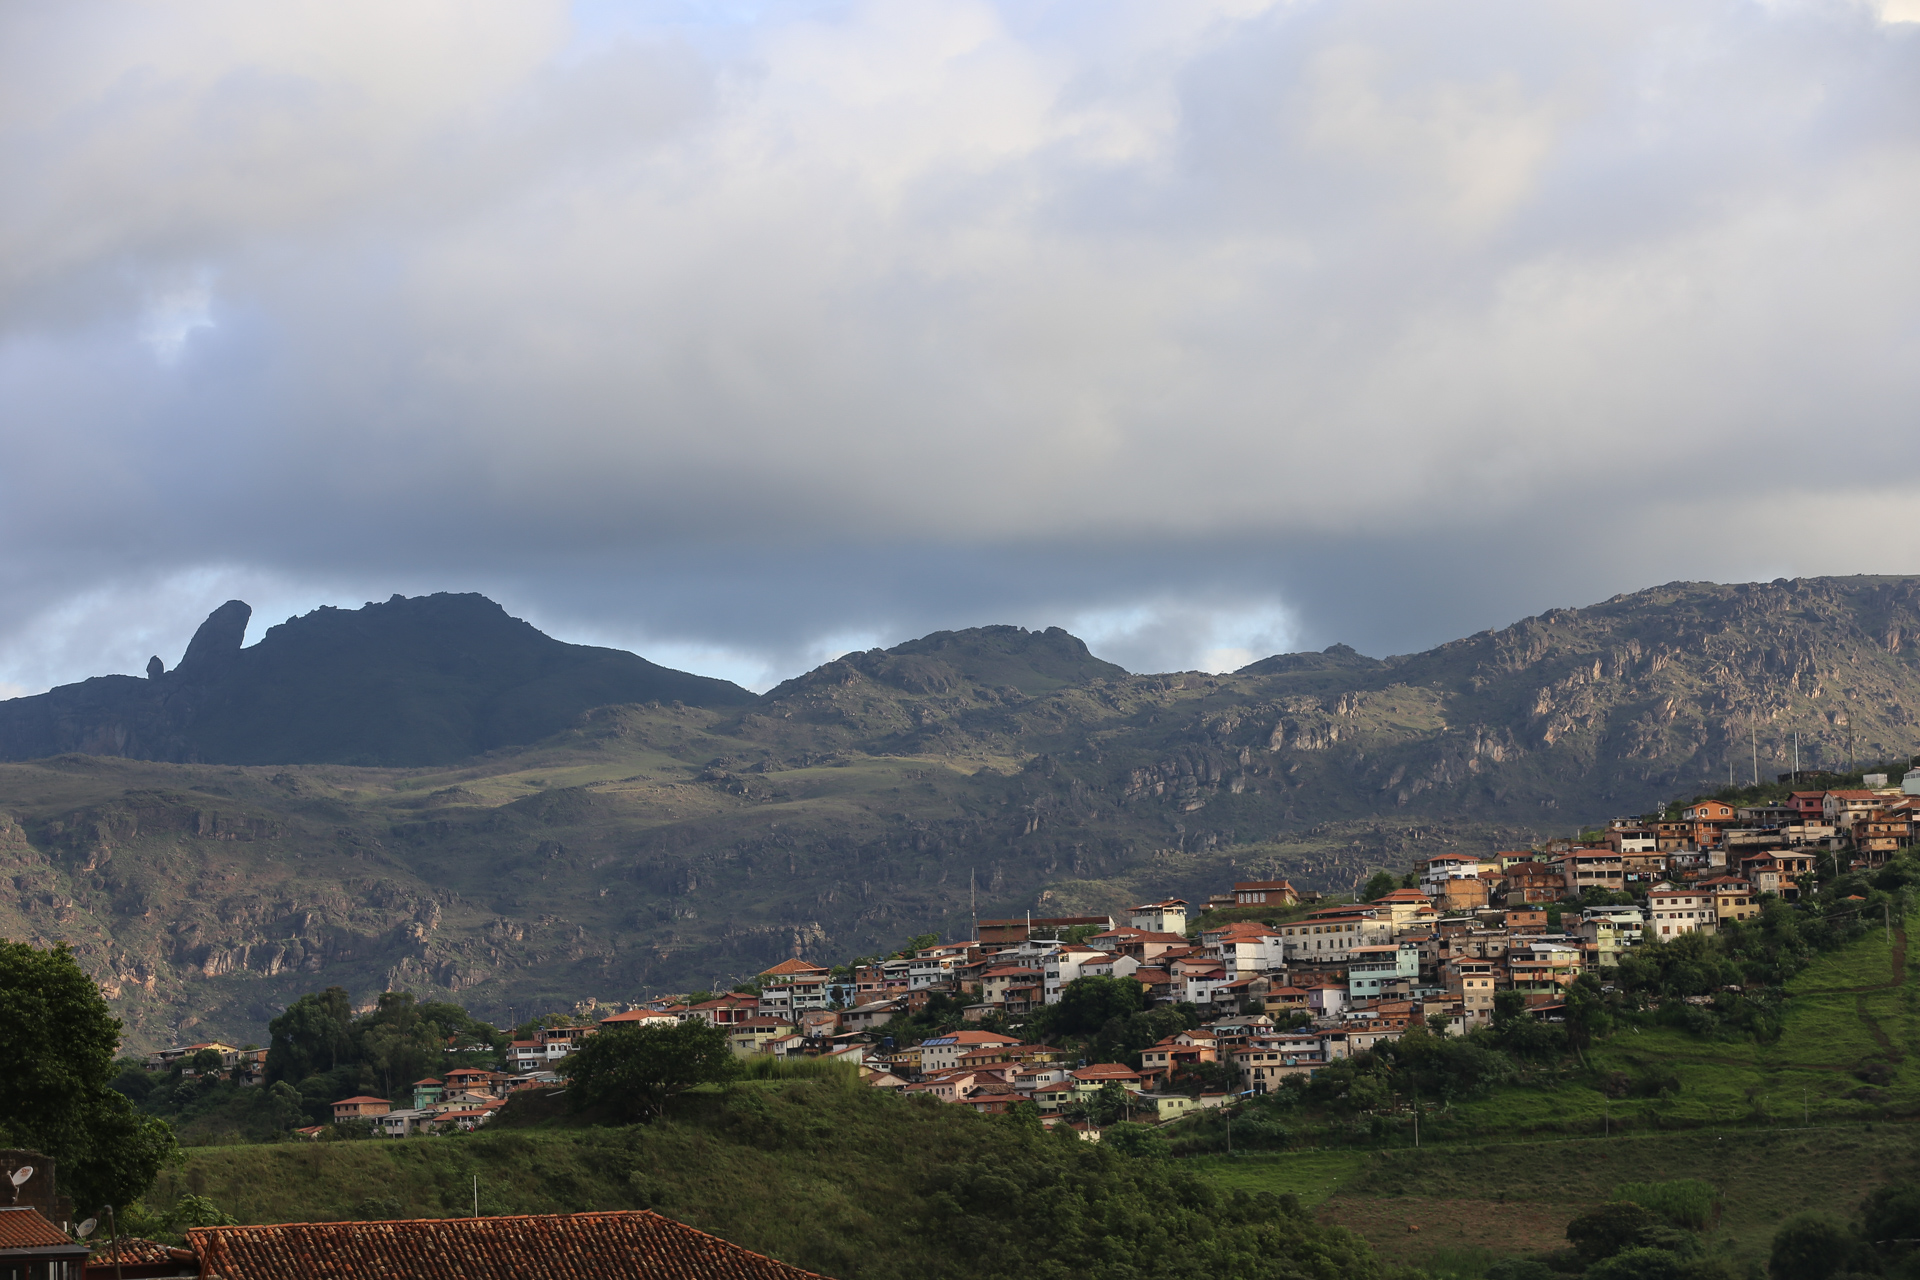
[4, 0, 1920, 694]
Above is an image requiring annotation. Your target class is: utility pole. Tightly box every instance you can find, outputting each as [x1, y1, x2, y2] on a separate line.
[107, 1206, 123, 1280]
[1794, 731, 1800, 781]
[1752, 721, 1759, 787]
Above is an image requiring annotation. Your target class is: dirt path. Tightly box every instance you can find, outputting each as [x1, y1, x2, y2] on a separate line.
[1857, 994, 1901, 1061]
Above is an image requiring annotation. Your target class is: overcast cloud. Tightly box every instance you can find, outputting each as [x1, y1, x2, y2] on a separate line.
[3, 0, 1920, 695]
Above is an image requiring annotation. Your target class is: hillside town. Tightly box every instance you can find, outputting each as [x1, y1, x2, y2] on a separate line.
[146, 771, 1918, 1138]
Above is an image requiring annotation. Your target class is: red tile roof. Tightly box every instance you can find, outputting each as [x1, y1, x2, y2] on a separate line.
[0, 1208, 74, 1250]
[758, 958, 829, 977]
[188, 1211, 832, 1280]
[1072, 1063, 1141, 1080]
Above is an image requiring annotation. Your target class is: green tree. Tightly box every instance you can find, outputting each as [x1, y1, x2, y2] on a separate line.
[358, 992, 444, 1098]
[561, 1021, 738, 1121]
[265, 987, 354, 1084]
[1861, 1181, 1920, 1256]
[1769, 1214, 1852, 1280]
[1361, 872, 1398, 902]
[188, 1048, 224, 1075]
[1045, 976, 1147, 1037]
[1101, 1121, 1170, 1159]
[0, 942, 179, 1211]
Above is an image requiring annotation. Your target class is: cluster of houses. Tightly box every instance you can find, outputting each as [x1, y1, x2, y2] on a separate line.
[137, 776, 1893, 1133]
[1419, 770, 1919, 914]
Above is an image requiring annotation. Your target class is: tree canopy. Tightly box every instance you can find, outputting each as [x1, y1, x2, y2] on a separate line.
[0, 941, 177, 1211]
[562, 1020, 738, 1121]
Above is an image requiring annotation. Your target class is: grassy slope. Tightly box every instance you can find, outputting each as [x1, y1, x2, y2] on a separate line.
[157, 1082, 1381, 1280]
[162, 1087, 922, 1280]
[1182, 908, 1920, 1273]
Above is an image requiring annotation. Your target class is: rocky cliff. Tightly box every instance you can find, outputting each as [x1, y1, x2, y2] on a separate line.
[6, 575, 1920, 1049]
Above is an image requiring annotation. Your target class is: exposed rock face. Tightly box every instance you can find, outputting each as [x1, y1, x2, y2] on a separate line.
[17, 574, 1920, 1054]
[146, 656, 164, 679]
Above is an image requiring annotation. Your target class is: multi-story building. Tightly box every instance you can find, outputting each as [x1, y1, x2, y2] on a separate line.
[1128, 900, 1189, 934]
[1271, 911, 1392, 965]
[1647, 885, 1716, 938]
[757, 958, 833, 1017]
[1702, 876, 1761, 926]
[1562, 851, 1625, 897]
[1824, 791, 1884, 831]
[1508, 942, 1582, 994]
[1199, 921, 1290, 973]
[1444, 956, 1502, 1025]
[1347, 942, 1422, 1001]
[1232, 880, 1298, 906]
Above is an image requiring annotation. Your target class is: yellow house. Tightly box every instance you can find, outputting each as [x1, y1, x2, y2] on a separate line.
[725, 1019, 792, 1057]
[1134, 1092, 1195, 1123]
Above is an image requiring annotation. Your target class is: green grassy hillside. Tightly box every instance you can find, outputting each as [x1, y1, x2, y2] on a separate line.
[1177, 903, 1920, 1275]
[151, 1082, 1387, 1280]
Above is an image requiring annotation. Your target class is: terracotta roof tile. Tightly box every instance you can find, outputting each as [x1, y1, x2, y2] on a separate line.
[0, 1208, 74, 1250]
[188, 1210, 833, 1280]
[89, 1236, 197, 1266]
[758, 958, 829, 977]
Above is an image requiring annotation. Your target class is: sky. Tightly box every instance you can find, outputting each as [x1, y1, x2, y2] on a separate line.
[4, 0, 1920, 696]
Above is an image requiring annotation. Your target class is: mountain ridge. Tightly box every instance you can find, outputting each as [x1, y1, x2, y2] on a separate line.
[9, 573, 1920, 1049]
[0, 593, 756, 767]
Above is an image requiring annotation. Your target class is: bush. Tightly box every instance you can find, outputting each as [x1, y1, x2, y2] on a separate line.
[1569, 1203, 1660, 1263]
[1769, 1214, 1852, 1280]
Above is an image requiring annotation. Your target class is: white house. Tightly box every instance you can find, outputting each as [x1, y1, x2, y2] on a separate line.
[1129, 900, 1189, 934]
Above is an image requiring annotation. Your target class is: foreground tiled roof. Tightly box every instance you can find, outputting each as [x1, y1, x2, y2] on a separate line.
[188, 1210, 832, 1280]
[0, 1207, 74, 1249]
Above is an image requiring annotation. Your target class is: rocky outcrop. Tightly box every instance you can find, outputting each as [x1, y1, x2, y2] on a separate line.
[0, 593, 756, 766]
[176, 600, 251, 675]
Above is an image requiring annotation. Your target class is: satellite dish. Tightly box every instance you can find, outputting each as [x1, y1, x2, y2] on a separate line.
[76, 1220, 98, 1239]
[8, 1167, 32, 1187]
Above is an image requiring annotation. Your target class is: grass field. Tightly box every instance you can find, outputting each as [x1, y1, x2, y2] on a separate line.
[1180, 1151, 1366, 1207]
[1179, 908, 1920, 1275]
[1183, 1125, 1920, 1272]
[1385, 908, 1920, 1141]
